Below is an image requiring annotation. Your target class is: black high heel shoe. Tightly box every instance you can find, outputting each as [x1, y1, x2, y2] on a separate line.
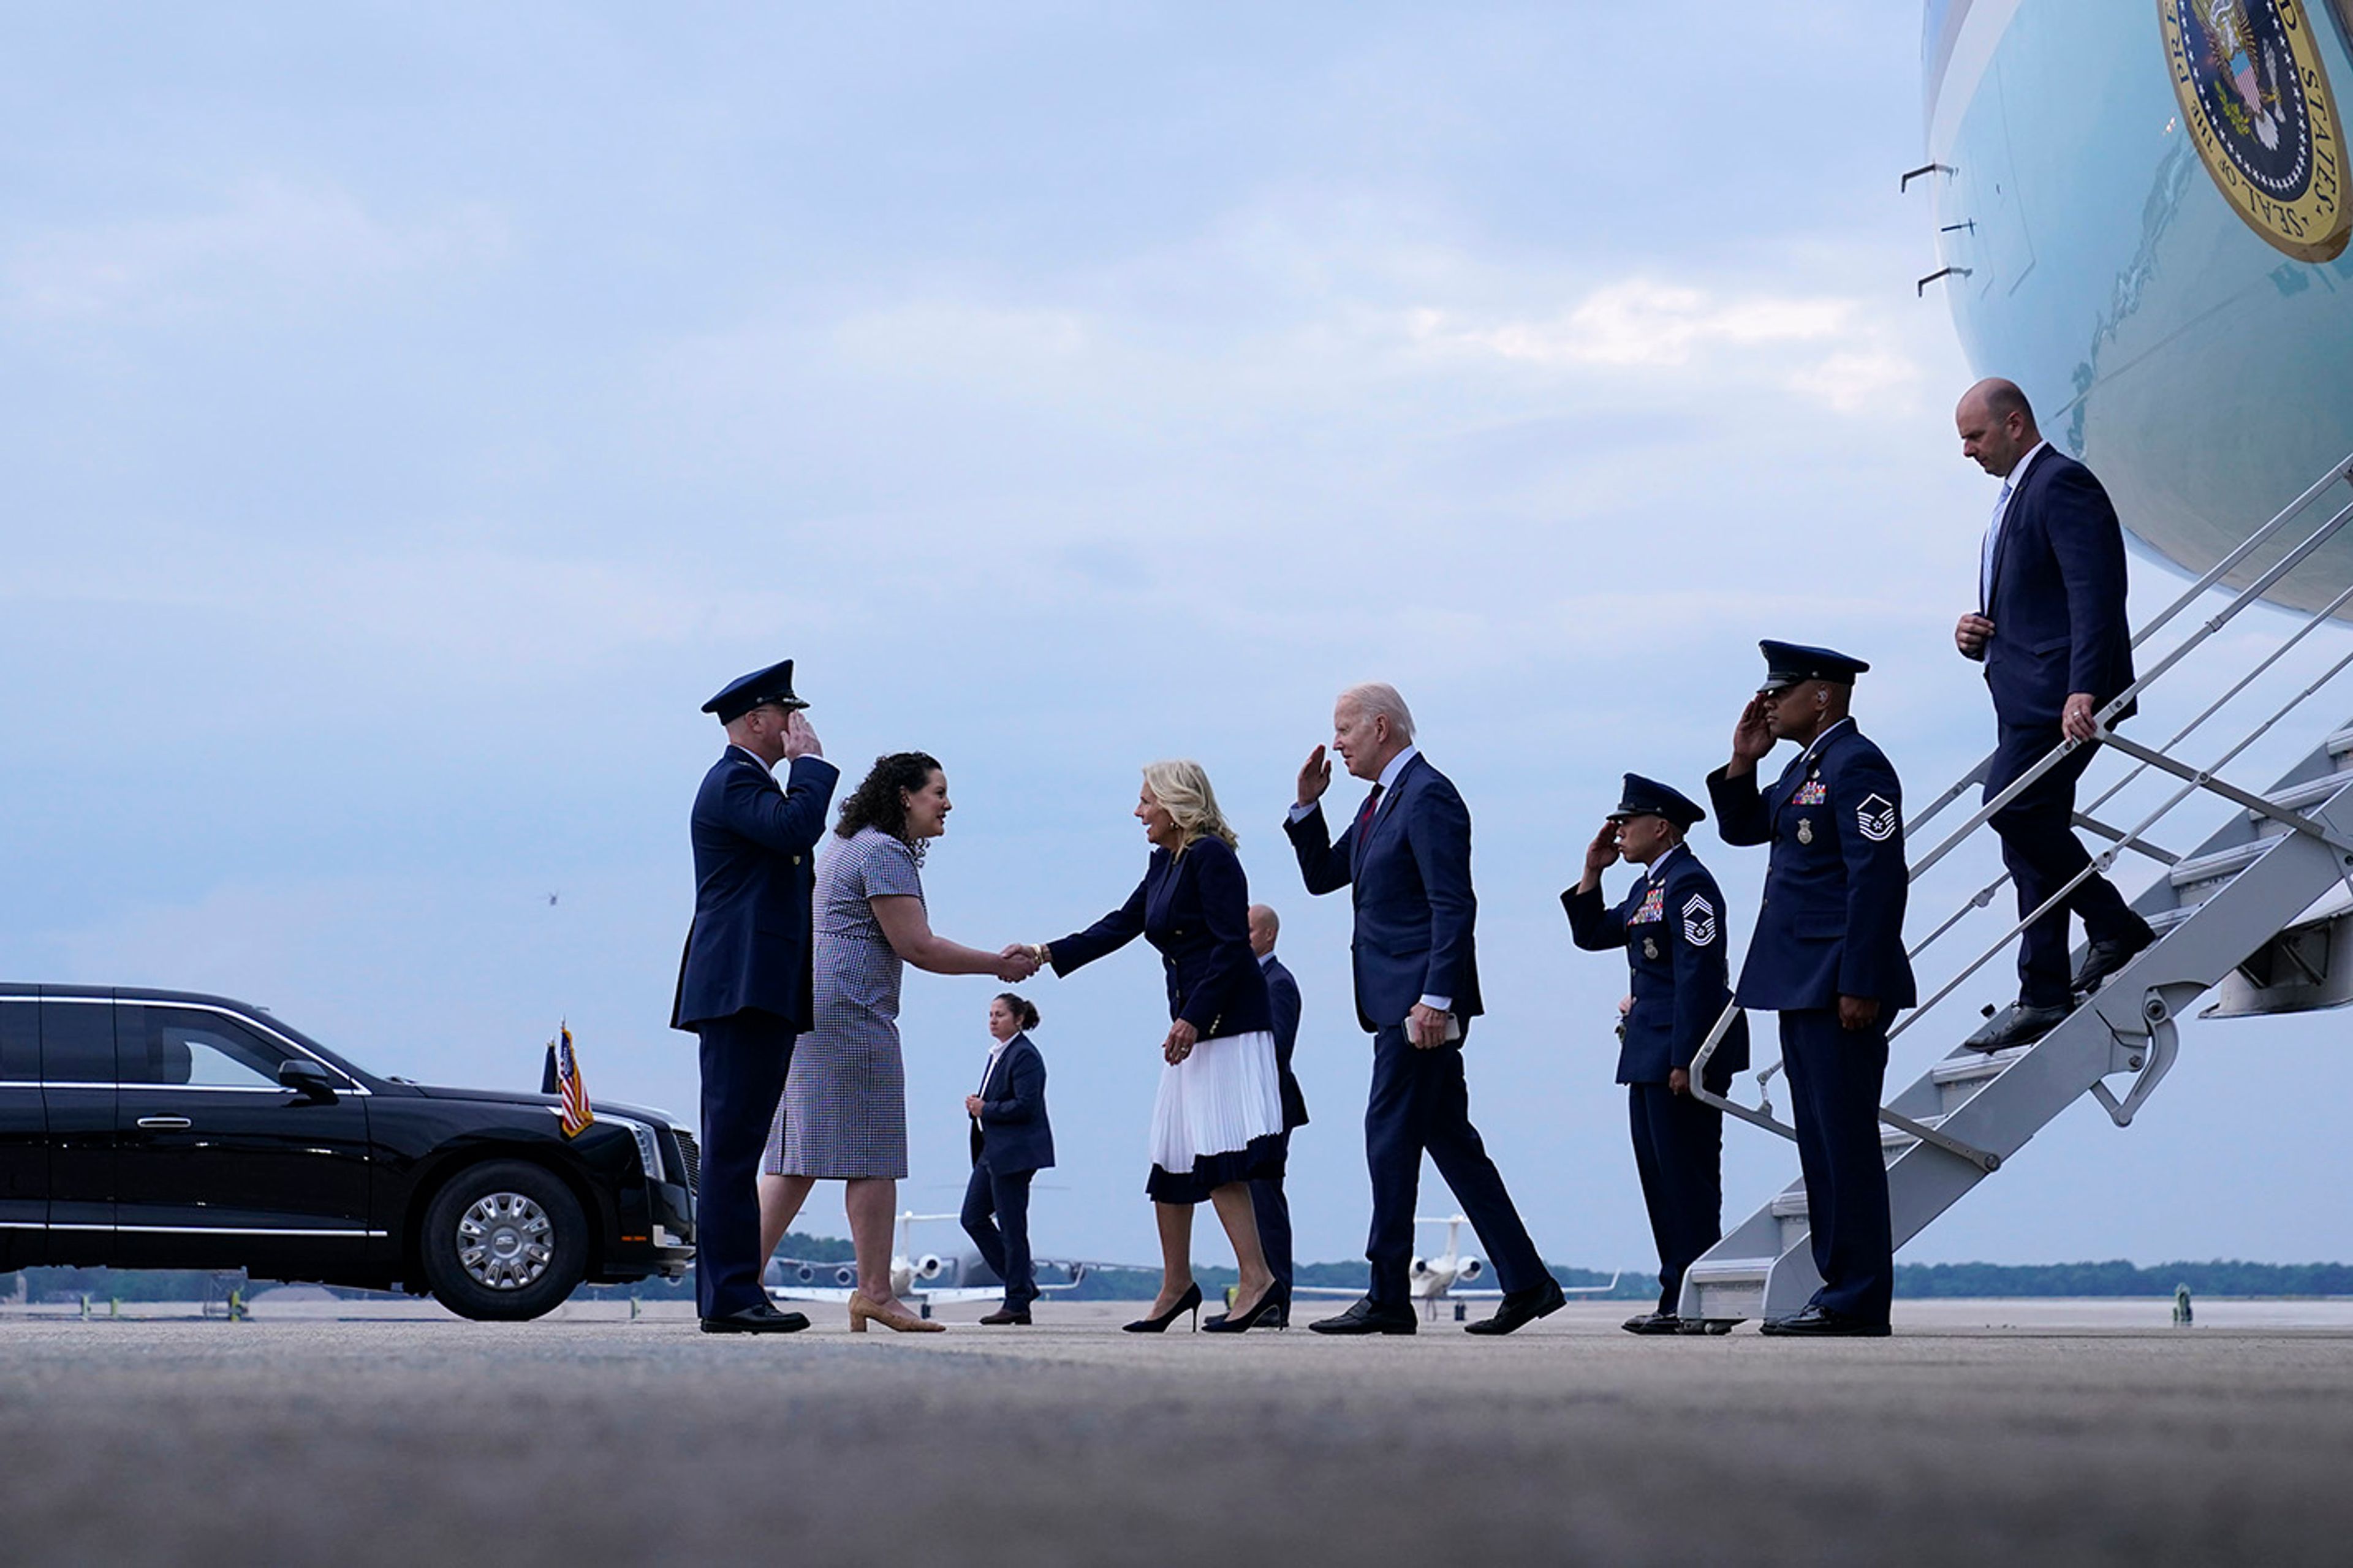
[1203, 1279, 1290, 1334]
[1123, 1281, 1203, 1333]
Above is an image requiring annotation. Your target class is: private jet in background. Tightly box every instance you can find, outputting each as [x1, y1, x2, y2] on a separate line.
[765, 1210, 1087, 1318]
[1296, 1215, 1621, 1323]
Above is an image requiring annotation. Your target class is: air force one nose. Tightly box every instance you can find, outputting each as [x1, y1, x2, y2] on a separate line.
[1920, 0, 2353, 611]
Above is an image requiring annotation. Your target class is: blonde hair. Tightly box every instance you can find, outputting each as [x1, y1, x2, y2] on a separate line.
[1141, 759, 1240, 853]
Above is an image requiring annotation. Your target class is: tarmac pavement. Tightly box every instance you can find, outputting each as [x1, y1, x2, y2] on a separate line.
[2, 1299, 2351, 1566]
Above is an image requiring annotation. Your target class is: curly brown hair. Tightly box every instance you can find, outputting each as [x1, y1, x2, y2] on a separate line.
[835, 751, 944, 844]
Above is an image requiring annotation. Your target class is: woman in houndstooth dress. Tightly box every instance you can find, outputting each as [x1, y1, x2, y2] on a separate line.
[757, 751, 1036, 1333]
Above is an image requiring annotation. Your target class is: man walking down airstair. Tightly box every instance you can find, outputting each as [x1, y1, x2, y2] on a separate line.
[1952, 378, 2157, 1052]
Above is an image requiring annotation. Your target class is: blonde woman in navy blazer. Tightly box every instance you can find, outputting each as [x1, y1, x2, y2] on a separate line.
[962, 993, 1054, 1325]
[1031, 760, 1289, 1335]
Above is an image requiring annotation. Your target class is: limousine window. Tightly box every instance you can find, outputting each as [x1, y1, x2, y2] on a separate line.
[116, 1007, 297, 1089]
[40, 1001, 113, 1081]
[1, 1001, 33, 1080]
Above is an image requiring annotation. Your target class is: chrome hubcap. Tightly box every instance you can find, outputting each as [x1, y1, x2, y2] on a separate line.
[456, 1192, 553, 1290]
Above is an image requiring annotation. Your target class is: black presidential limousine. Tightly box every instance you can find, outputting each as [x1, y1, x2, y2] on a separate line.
[0, 986, 698, 1320]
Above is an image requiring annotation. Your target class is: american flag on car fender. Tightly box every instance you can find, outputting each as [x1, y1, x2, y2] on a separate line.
[555, 1024, 593, 1137]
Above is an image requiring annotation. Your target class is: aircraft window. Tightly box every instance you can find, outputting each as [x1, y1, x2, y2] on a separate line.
[0, 1002, 34, 1081]
[116, 1007, 287, 1089]
[40, 1002, 115, 1081]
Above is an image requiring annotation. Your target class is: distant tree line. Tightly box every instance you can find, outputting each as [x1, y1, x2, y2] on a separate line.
[13, 1252, 2353, 1303]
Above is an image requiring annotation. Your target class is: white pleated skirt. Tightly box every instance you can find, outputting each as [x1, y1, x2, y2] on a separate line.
[1145, 1029, 1286, 1203]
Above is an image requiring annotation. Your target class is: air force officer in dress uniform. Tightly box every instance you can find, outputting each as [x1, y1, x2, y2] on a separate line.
[1286, 683, 1563, 1337]
[1563, 773, 1747, 1335]
[1707, 643, 1913, 1338]
[671, 660, 840, 1335]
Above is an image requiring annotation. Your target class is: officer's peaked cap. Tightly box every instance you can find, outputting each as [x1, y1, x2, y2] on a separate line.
[1757, 640, 1869, 692]
[702, 659, 808, 724]
[1608, 773, 1705, 828]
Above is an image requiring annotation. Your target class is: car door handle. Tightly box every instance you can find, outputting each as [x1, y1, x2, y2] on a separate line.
[135, 1116, 193, 1131]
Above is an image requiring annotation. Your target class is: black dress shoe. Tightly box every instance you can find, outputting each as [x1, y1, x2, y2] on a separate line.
[2071, 923, 2156, 996]
[1308, 1297, 1418, 1335]
[1465, 1278, 1567, 1336]
[1677, 1317, 1738, 1336]
[1759, 1303, 1889, 1338]
[1621, 1311, 1683, 1335]
[977, 1305, 1032, 1325]
[699, 1302, 811, 1335]
[1962, 1001, 2071, 1053]
[1203, 1280, 1290, 1334]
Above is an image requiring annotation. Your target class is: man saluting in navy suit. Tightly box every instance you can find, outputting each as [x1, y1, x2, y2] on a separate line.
[1708, 643, 1914, 1337]
[671, 659, 839, 1334]
[1953, 379, 2154, 1051]
[1285, 682, 1561, 1336]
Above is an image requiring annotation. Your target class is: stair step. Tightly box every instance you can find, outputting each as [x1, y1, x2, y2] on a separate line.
[1769, 1190, 1809, 1218]
[1931, 1046, 2031, 1085]
[2169, 839, 2271, 889]
[2148, 903, 2198, 933]
[2325, 725, 2353, 759]
[2255, 775, 2353, 816]
[1684, 1256, 1775, 1284]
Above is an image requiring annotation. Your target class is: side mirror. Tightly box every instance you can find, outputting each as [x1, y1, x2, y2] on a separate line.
[278, 1058, 338, 1103]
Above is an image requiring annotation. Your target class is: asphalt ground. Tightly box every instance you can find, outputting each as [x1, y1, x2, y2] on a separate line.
[3, 1300, 2351, 1566]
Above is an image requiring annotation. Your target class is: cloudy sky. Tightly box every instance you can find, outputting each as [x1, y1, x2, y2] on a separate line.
[9, 2, 2351, 1277]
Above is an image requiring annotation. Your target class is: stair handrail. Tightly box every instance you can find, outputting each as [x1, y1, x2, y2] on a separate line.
[1906, 452, 2353, 843]
[1905, 565, 2353, 966]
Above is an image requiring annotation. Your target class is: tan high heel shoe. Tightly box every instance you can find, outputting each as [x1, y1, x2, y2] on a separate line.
[849, 1293, 946, 1334]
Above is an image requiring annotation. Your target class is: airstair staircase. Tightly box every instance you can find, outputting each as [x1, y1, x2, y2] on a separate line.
[1679, 453, 2353, 1327]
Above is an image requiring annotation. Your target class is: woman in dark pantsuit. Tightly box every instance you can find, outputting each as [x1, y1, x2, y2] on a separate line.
[962, 992, 1054, 1325]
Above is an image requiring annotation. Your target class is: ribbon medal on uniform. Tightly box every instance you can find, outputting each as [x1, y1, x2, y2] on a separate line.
[1631, 885, 1665, 924]
[1856, 793, 1898, 843]
[1642, 937, 1659, 960]
[1792, 778, 1828, 806]
[1796, 817, 1813, 845]
[1681, 893, 1717, 947]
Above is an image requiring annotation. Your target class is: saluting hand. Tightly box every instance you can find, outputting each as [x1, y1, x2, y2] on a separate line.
[782, 710, 824, 762]
[1729, 695, 1774, 773]
[1580, 820, 1620, 889]
[1297, 744, 1332, 808]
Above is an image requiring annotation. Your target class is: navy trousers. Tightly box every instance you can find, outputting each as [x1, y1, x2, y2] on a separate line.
[1364, 1025, 1545, 1306]
[694, 1009, 797, 1319]
[960, 1164, 1037, 1307]
[1628, 1082, 1723, 1314]
[1776, 1009, 1893, 1324]
[1987, 723, 2148, 1007]
[1248, 1130, 1296, 1291]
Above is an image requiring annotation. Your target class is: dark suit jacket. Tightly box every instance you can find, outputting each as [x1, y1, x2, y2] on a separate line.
[1284, 752, 1482, 1034]
[1048, 836, 1273, 1038]
[1707, 721, 1915, 1013]
[970, 1032, 1054, 1173]
[1562, 843, 1748, 1089]
[1976, 445, 2134, 727]
[670, 746, 841, 1031]
[1261, 955, 1310, 1131]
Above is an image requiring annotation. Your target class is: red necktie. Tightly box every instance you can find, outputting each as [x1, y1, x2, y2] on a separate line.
[1354, 784, 1385, 846]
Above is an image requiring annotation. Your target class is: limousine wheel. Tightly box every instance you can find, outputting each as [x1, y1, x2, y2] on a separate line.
[420, 1159, 588, 1321]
